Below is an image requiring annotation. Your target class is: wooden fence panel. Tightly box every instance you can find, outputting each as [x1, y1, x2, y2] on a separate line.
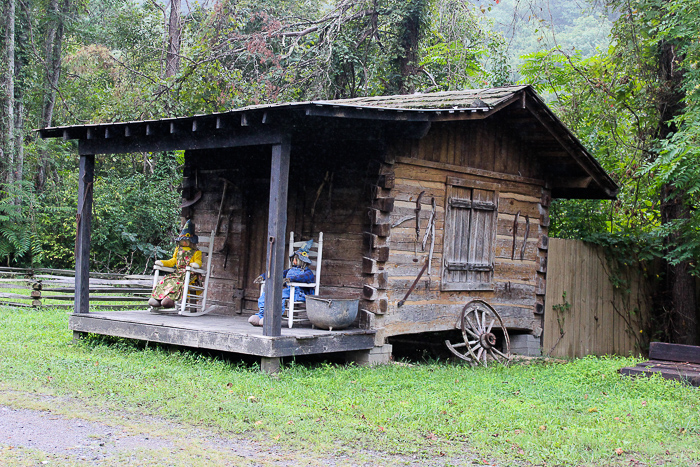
[0, 267, 152, 310]
[544, 238, 650, 358]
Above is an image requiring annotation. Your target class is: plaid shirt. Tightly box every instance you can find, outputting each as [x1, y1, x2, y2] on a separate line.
[284, 267, 315, 284]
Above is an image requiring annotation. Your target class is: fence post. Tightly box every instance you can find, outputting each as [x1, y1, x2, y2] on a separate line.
[31, 280, 42, 307]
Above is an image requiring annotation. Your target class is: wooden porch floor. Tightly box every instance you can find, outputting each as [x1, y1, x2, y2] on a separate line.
[70, 310, 376, 358]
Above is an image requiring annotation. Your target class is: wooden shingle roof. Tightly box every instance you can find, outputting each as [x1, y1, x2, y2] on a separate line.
[38, 85, 617, 199]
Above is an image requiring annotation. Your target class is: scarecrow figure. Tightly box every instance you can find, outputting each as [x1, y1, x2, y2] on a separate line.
[149, 220, 202, 308]
[249, 239, 315, 326]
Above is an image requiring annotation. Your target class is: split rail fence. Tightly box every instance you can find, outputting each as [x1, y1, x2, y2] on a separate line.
[543, 238, 652, 358]
[0, 267, 152, 309]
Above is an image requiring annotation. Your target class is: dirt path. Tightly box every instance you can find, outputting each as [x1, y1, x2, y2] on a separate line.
[0, 390, 497, 467]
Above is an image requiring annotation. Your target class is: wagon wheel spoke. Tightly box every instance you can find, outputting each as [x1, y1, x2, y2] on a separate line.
[481, 310, 490, 333]
[464, 313, 479, 333]
[445, 340, 472, 362]
[446, 299, 512, 367]
[464, 326, 480, 340]
[488, 349, 498, 363]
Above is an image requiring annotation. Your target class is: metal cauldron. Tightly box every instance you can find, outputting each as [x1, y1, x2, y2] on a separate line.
[305, 296, 359, 331]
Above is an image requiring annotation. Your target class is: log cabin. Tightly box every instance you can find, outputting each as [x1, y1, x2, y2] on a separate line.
[39, 85, 617, 372]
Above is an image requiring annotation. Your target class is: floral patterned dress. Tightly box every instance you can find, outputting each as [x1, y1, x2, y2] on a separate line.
[151, 246, 201, 302]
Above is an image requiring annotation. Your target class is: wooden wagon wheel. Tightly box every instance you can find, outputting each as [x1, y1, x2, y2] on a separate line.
[445, 299, 511, 367]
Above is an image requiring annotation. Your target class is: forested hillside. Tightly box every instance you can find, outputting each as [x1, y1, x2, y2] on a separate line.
[1, 0, 699, 343]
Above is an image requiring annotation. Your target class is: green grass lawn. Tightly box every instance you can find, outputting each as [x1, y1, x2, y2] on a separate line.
[1, 306, 698, 466]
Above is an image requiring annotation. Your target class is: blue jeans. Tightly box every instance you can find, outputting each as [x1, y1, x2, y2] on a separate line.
[256, 286, 308, 318]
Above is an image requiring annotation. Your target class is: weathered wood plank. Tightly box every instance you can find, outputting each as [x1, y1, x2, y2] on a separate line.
[620, 361, 700, 387]
[75, 154, 95, 315]
[0, 292, 34, 300]
[393, 158, 545, 195]
[498, 198, 541, 218]
[263, 138, 291, 337]
[68, 312, 375, 357]
[649, 342, 700, 364]
[544, 238, 649, 358]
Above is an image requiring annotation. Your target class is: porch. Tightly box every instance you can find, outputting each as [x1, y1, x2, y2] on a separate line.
[71, 310, 376, 372]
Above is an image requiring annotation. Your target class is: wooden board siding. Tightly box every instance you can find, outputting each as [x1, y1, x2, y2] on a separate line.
[366, 121, 549, 342]
[393, 119, 542, 180]
[543, 239, 650, 358]
[180, 143, 375, 316]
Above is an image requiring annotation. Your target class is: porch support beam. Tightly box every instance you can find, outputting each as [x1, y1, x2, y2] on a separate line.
[77, 127, 285, 155]
[261, 357, 281, 374]
[263, 136, 291, 338]
[75, 154, 95, 314]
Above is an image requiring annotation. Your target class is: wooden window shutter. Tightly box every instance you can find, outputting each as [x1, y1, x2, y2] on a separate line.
[442, 178, 498, 291]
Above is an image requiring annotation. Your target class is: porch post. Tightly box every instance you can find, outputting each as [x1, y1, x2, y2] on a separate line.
[263, 136, 291, 337]
[74, 154, 95, 314]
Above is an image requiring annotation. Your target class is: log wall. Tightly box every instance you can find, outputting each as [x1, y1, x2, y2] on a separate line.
[181, 142, 376, 315]
[178, 119, 552, 342]
[363, 121, 550, 343]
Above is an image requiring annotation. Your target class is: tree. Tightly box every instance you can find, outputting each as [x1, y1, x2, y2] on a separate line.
[164, 0, 181, 78]
[1, 0, 16, 185]
[521, 0, 700, 344]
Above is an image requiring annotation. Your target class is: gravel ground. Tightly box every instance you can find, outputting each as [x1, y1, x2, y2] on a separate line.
[0, 391, 500, 467]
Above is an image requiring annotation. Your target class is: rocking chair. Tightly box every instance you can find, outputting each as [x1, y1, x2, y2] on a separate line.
[149, 230, 215, 316]
[258, 232, 323, 328]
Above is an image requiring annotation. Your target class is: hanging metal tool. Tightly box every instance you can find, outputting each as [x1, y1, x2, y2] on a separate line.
[398, 259, 430, 307]
[215, 178, 236, 269]
[215, 178, 235, 235]
[511, 211, 520, 260]
[520, 215, 530, 261]
[180, 168, 202, 208]
[414, 191, 425, 257]
[421, 197, 436, 251]
[423, 197, 437, 276]
[392, 215, 415, 228]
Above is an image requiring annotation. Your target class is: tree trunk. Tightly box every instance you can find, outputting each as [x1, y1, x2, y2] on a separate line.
[394, 0, 429, 94]
[657, 40, 699, 345]
[36, 0, 68, 192]
[164, 0, 181, 78]
[1, 0, 16, 184]
[41, 0, 68, 129]
[13, 99, 23, 186]
[661, 186, 698, 344]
